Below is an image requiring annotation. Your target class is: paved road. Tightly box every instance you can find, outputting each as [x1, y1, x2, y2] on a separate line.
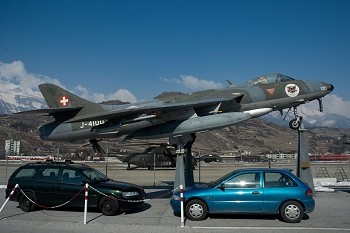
[1, 186, 350, 232]
[1, 161, 350, 233]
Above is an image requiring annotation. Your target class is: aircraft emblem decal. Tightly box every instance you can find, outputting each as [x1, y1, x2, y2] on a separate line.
[59, 96, 69, 107]
[266, 88, 275, 96]
[285, 84, 300, 97]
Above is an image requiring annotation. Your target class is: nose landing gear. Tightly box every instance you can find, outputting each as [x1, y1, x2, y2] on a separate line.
[285, 107, 301, 130]
[289, 117, 302, 130]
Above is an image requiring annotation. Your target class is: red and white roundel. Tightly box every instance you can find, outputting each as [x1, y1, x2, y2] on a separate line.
[59, 96, 70, 107]
[285, 84, 300, 97]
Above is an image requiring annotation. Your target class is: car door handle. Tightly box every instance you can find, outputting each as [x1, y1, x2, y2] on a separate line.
[252, 191, 260, 195]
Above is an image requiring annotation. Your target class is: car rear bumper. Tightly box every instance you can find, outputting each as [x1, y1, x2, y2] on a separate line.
[303, 198, 315, 213]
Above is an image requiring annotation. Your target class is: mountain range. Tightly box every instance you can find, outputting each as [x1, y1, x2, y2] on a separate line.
[1, 82, 350, 128]
[0, 83, 46, 114]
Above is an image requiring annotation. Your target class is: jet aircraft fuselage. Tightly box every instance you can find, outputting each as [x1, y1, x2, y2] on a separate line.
[24, 73, 333, 142]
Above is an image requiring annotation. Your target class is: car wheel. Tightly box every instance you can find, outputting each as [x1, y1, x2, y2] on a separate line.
[185, 199, 208, 221]
[100, 196, 119, 216]
[19, 192, 37, 212]
[280, 201, 303, 223]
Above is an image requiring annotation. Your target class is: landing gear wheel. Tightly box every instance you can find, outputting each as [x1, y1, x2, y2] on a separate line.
[289, 119, 300, 130]
[19, 192, 37, 212]
[280, 201, 303, 223]
[185, 199, 208, 221]
[100, 196, 119, 216]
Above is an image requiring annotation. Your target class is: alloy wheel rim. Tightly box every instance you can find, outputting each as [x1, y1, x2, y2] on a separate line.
[189, 204, 203, 218]
[285, 204, 300, 219]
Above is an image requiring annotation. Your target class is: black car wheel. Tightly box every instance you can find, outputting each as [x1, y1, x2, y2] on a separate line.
[280, 201, 304, 223]
[185, 199, 208, 221]
[19, 192, 37, 212]
[100, 195, 119, 216]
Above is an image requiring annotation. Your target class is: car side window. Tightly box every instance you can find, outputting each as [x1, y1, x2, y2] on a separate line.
[264, 172, 298, 187]
[40, 168, 59, 182]
[14, 168, 36, 179]
[224, 172, 261, 188]
[61, 169, 85, 184]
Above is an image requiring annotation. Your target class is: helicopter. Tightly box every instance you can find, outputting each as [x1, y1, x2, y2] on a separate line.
[113, 144, 197, 170]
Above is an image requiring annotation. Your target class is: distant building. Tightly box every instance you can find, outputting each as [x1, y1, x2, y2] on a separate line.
[5, 139, 21, 156]
[267, 153, 297, 160]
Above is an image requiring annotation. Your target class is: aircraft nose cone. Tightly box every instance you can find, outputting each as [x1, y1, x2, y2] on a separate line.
[322, 82, 334, 93]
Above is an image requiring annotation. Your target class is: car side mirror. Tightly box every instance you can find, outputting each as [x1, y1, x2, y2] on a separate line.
[219, 183, 225, 190]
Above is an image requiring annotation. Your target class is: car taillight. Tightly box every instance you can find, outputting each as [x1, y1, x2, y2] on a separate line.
[305, 188, 313, 196]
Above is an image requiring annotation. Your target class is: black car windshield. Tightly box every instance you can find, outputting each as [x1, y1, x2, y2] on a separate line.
[82, 167, 109, 182]
[209, 170, 238, 187]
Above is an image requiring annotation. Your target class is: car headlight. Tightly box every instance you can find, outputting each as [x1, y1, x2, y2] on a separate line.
[123, 191, 139, 197]
[172, 194, 180, 201]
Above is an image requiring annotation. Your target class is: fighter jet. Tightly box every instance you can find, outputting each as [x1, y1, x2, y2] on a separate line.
[19, 73, 334, 148]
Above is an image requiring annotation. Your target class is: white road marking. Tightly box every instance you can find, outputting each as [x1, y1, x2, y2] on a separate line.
[193, 227, 350, 231]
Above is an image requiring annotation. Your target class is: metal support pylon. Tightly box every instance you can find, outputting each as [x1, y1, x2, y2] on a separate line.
[185, 144, 194, 187]
[297, 116, 315, 193]
[171, 135, 195, 190]
[174, 153, 185, 190]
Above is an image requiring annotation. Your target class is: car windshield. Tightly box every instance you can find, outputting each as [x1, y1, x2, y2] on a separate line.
[209, 170, 238, 187]
[82, 167, 109, 182]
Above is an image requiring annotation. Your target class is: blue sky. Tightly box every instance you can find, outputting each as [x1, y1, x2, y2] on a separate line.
[0, 0, 350, 116]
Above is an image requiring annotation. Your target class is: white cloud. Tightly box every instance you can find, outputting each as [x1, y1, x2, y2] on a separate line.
[159, 77, 171, 82]
[160, 75, 223, 91]
[299, 94, 350, 118]
[322, 94, 350, 118]
[0, 60, 62, 95]
[178, 75, 224, 90]
[106, 89, 137, 103]
[0, 60, 137, 103]
[74, 85, 137, 103]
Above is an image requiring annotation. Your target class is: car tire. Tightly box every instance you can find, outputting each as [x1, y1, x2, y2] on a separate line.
[185, 199, 208, 221]
[19, 192, 37, 212]
[280, 201, 304, 223]
[100, 195, 119, 216]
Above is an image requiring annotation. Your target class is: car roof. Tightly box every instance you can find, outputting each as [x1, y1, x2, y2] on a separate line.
[19, 161, 89, 169]
[234, 168, 293, 173]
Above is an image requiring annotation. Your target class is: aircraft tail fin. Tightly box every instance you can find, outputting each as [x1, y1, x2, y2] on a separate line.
[39, 83, 97, 109]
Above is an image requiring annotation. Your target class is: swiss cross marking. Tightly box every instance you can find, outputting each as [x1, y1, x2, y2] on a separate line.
[59, 96, 69, 107]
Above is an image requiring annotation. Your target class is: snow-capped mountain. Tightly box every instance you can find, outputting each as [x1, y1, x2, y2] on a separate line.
[0, 83, 46, 114]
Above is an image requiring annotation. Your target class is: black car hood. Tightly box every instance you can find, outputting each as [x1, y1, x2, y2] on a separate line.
[93, 179, 144, 192]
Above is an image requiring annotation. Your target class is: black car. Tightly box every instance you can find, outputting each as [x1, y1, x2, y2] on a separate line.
[5, 161, 146, 216]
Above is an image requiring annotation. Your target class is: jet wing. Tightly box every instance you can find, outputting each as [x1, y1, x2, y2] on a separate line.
[66, 95, 243, 123]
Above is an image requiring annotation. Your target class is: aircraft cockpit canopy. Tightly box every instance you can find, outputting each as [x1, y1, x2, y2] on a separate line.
[237, 73, 295, 87]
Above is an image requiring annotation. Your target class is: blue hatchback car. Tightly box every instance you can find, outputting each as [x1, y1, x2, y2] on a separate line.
[170, 168, 315, 223]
